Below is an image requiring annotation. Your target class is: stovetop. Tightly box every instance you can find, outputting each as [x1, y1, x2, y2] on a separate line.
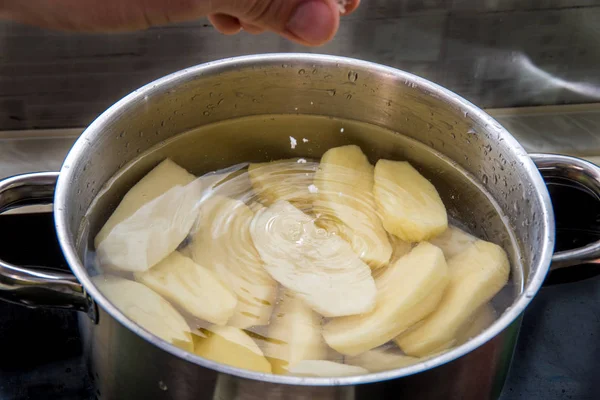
[1, 106, 600, 399]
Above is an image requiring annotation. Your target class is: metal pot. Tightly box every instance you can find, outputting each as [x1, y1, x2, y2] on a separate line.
[1, 54, 600, 400]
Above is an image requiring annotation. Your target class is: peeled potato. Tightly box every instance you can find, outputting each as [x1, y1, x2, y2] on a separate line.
[313, 145, 392, 269]
[396, 240, 509, 357]
[374, 160, 448, 242]
[96, 179, 202, 272]
[135, 251, 237, 326]
[92, 275, 193, 351]
[248, 158, 319, 210]
[188, 195, 277, 328]
[250, 200, 377, 318]
[346, 348, 419, 372]
[430, 225, 477, 260]
[323, 242, 449, 356]
[455, 303, 497, 346]
[288, 360, 368, 377]
[95, 159, 195, 248]
[194, 325, 272, 373]
[264, 292, 327, 374]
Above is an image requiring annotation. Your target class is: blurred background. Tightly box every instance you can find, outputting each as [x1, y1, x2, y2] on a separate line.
[1, 0, 599, 131]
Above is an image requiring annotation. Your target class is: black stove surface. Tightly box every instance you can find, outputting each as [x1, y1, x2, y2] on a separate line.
[0, 179, 599, 400]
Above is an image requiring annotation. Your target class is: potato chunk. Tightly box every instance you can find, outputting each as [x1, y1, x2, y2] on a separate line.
[346, 348, 419, 372]
[250, 200, 377, 318]
[92, 275, 193, 351]
[323, 242, 449, 355]
[135, 251, 237, 326]
[96, 179, 202, 272]
[314, 145, 392, 269]
[264, 292, 327, 374]
[395, 240, 509, 357]
[188, 196, 277, 328]
[194, 326, 272, 373]
[374, 160, 448, 242]
[95, 158, 195, 248]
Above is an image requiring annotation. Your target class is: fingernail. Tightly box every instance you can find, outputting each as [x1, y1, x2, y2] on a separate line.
[287, 1, 336, 45]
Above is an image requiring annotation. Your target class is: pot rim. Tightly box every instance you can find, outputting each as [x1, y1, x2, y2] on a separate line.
[54, 53, 555, 386]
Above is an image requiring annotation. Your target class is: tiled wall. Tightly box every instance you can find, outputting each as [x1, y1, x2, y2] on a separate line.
[1, 0, 600, 129]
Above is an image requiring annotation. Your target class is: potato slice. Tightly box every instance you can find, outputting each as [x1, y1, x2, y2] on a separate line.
[248, 158, 318, 210]
[194, 326, 272, 373]
[313, 145, 392, 269]
[264, 292, 327, 374]
[288, 360, 368, 377]
[188, 195, 277, 328]
[322, 242, 448, 355]
[92, 275, 193, 351]
[95, 159, 196, 248]
[134, 251, 237, 326]
[374, 160, 448, 242]
[96, 179, 202, 272]
[250, 200, 377, 318]
[395, 240, 509, 357]
[430, 225, 477, 260]
[346, 348, 419, 372]
[455, 303, 497, 346]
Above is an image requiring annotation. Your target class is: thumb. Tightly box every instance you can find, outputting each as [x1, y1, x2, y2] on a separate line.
[214, 0, 341, 46]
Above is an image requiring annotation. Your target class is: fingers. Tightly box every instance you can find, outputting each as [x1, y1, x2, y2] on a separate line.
[212, 0, 341, 46]
[285, 0, 339, 46]
[208, 14, 242, 35]
[2, 0, 359, 46]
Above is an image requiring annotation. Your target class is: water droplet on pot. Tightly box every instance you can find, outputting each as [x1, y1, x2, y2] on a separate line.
[482, 174, 489, 185]
[203, 111, 210, 116]
[348, 71, 358, 82]
[298, 69, 306, 75]
[158, 381, 168, 391]
[327, 89, 336, 96]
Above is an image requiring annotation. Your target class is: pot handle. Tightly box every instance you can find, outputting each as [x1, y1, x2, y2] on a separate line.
[0, 172, 92, 315]
[530, 153, 600, 271]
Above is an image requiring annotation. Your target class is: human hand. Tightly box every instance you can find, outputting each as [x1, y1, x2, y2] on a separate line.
[0, 0, 360, 46]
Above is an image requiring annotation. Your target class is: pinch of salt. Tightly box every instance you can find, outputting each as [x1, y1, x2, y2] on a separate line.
[336, 0, 348, 13]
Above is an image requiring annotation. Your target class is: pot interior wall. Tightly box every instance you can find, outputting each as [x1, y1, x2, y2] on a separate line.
[63, 56, 545, 300]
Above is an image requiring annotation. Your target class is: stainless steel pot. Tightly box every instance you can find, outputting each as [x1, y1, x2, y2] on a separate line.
[2, 54, 600, 400]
